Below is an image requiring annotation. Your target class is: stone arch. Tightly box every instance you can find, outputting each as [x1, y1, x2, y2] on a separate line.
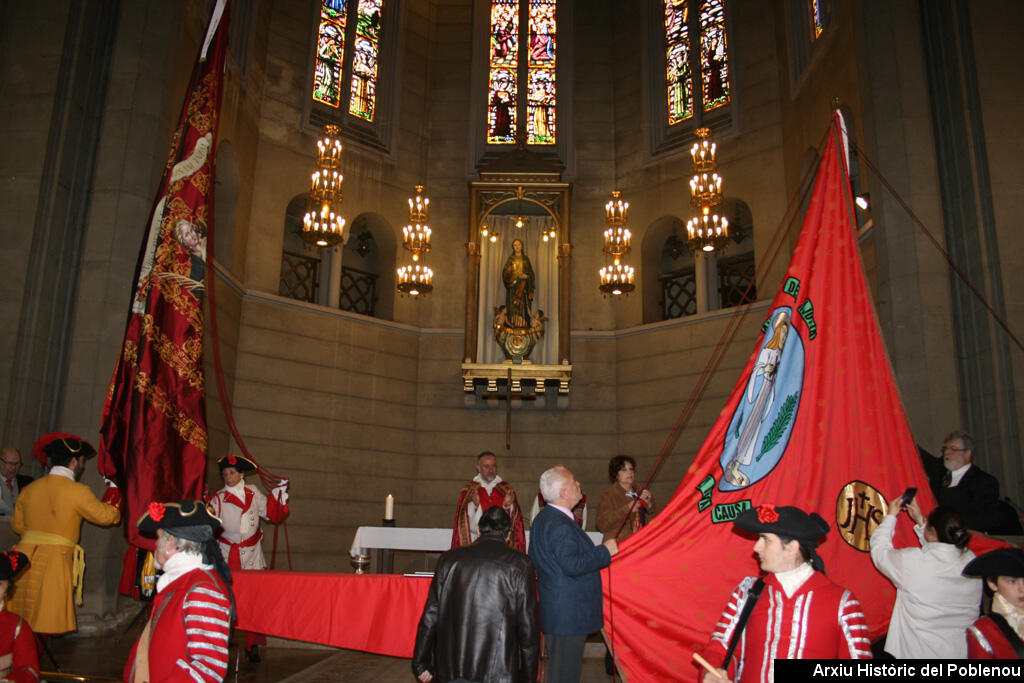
[213, 140, 239, 270]
[342, 212, 396, 321]
[279, 194, 322, 303]
[642, 214, 690, 323]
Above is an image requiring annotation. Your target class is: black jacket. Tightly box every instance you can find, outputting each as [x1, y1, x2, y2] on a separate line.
[412, 534, 539, 683]
[923, 455, 1003, 532]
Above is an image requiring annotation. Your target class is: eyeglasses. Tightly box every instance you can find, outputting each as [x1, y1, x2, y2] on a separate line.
[941, 446, 968, 453]
[0, 460, 20, 467]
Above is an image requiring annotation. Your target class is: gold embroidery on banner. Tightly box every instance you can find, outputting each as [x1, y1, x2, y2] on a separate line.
[138, 315, 205, 390]
[132, 371, 207, 453]
[835, 480, 888, 552]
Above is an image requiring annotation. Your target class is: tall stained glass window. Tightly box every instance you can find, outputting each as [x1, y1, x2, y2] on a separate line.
[810, 0, 827, 40]
[313, 0, 347, 108]
[312, 0, 384, 122]
[487, 0, 557, 145]
[664, 0, 729, 126]
[349, 0, 382, 120]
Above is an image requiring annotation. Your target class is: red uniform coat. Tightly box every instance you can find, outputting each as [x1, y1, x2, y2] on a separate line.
[451, 480, 525, 551]
[700, 572, 871, 683]
[968, 615, 1023, 659]
[0, 609, 39, 683]
[124, 568, 232, 683]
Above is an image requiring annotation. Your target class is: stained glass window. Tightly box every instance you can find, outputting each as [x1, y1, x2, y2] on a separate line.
[488, 0, 519, 143]
[700, 0, 729, 112]
[349, 0, 382, 121]
[665, 0, 692, 124]
[527, 0, 556, 144]
[665, 0, 729, 125]
[811, 0, 824, 39]
[313, 0, 347, 108]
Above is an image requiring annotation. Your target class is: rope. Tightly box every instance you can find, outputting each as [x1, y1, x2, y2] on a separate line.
[204, 169, 292, 571]
[853, 144, 1024, 355]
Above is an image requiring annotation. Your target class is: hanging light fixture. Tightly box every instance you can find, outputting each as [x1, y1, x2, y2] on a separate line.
[397, 184, 434, 296]
[599, 190, 636, 295]
[686, 127, 730, 253]
[302, 125, 346, 248]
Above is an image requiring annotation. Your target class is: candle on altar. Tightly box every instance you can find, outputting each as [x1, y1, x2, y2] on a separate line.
[385, 494, 394, 520]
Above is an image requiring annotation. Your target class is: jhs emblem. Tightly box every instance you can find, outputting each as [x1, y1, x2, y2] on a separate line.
[835, 481, 889, 552]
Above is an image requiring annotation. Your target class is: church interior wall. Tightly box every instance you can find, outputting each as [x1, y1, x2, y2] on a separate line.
[2, 0, 1022, 618]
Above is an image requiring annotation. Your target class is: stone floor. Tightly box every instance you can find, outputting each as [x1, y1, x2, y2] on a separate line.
[43, 621, 617, 682]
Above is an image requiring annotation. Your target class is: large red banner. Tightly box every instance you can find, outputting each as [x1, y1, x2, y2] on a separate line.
[98, 2, 229, 558]
[603, 114, 935, 681]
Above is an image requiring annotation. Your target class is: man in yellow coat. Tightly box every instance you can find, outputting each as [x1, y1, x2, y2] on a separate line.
[10, 433, 121, 634]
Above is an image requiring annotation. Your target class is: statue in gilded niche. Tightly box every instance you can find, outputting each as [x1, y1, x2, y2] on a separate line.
[493, 238, 544, 360]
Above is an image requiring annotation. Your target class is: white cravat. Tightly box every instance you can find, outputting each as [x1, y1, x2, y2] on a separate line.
[948, 463, 971, 487]
[774, 562, 814, 598]
[473, 473, 503, 496]
[225, 482, 246, 498]
[156, 551, 212, 593]
[992, 592, 1024, 640]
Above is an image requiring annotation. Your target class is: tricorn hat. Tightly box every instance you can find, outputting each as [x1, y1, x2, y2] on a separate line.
[962, 548, 1024, 579]
[137, 500, 221, 536]
[217, 454, 257, 473]
[0, 551, 29, 581]
[32, 433, 97, 467]
[734, 504, 830, 544]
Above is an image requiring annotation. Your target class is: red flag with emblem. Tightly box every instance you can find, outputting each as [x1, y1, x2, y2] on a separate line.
[603, 113, 947, 681]
[98, 1, 229, 577]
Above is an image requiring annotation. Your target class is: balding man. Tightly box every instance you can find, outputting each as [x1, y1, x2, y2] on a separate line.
[529, 465, 618, 683]
[452, 451, 526, 551]
[0, 448, 31, 517]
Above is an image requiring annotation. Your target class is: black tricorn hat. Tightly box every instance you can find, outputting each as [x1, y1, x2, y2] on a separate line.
[962, 548, 1024, 579]
[0, 551, 29, 581]
[32, 432, 97, 466]
[137, 500, 221, 536]
[217, 454, 257, 473]
[734, 504, 830, 543]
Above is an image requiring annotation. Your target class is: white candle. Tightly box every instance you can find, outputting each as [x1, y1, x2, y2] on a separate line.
[385, 494, 394, 520]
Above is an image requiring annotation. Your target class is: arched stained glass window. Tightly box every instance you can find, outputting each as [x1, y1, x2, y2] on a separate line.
[811, 0, 826, 39]
[487, 0, 557, 145]
[313, 0, 347, 108]
[664, 0, 729, 126]
[349, 0, 382, 120]
[312, 0, 383, 122]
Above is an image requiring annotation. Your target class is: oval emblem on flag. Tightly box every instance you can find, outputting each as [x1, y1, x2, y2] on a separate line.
[719, 306, 804, 491]
[835, 481, 889, 551]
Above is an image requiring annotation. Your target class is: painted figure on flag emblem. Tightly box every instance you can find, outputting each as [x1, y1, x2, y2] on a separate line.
[720, 308, 804, 490]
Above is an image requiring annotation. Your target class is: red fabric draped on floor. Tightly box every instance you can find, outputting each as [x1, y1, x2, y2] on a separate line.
[232, 571, 430, 657]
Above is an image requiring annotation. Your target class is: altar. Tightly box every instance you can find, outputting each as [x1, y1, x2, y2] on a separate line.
[349, 525, 603, 557]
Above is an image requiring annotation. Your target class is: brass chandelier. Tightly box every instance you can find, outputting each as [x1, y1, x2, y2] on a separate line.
[396, 184, 434, 296]
[302, 125, 346, 248]
[686, 127, 730, 253]
[599, 190, 635, 295]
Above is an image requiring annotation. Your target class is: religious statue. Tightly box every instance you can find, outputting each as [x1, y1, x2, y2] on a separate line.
[493, 238, 544, 360]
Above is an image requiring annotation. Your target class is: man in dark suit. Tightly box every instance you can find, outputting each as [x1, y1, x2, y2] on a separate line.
[0, 447, 33, 517]
[529, 465, 618, 683]
[413, 506, 539, 683]
[922, 431, 1009, 533]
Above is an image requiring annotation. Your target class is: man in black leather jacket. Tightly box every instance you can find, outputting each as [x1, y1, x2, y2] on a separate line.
[413, 506, 539, 683]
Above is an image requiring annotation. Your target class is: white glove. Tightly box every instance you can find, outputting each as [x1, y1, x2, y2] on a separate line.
[272, 479, 289, 505]
[103, 477, 118, 489]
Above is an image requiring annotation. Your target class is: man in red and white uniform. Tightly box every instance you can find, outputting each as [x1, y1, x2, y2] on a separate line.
[700, 504, 871, 683]
[206, 454, 288, 662]
[125, 499, 234, 683]
[451, 451, 525, 551]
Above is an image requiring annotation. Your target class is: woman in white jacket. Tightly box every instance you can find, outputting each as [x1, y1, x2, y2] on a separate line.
[870, 496, 981, 658]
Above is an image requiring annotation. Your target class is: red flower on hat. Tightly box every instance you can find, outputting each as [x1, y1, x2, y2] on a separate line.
[227, 455, 237, 466]
[757, 504, 779, 524]
[148, 502, 166, 522]
[5, 552, 18, 571]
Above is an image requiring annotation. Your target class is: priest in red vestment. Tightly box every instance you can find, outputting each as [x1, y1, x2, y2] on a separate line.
[451, 452, 525, 551]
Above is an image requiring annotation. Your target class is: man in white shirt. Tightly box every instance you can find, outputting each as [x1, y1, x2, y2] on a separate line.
[451, 451, 525, 551]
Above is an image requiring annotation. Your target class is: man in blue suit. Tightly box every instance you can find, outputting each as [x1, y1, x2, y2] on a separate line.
[529, 465, 619, 683]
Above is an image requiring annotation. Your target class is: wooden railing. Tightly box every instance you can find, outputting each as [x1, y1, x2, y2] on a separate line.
[279, 250, 320, 303]
[339, 265, 378, 317]
[718, 252, 756, 308]
[660, 268, 697, 320]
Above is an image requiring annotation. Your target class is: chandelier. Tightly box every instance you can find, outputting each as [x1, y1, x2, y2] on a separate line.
[302, 125, 346, 247]
[686, 127, 730, 253]
[397, 184, 434, 296]
[599, 190, 636, 295]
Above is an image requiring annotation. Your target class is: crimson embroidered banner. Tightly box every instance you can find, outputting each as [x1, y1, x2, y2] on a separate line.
[603, 113, 939, 681]
[98, 2, 229, 560]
